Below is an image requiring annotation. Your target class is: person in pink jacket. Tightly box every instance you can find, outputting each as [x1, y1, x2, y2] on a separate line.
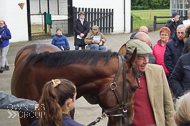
[152, 27, 171, 77]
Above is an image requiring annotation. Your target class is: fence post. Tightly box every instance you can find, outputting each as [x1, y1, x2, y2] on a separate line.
[154, 16, 156, 31]
[67, 0, 73, 36]
[44, 12, 47, 34]
[131, 16, 133, 33]
[111, 9, 114, 32]
[27, 0, 32, 40]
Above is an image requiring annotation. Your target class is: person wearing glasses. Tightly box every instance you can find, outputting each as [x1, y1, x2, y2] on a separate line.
[0, 20, 11, 73]
[164, 24, 185, 77]
[165, 11, 183, 39]
[152, 27, 171, 79]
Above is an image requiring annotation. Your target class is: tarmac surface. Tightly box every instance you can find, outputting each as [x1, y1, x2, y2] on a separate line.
[0, 31, 160, 126]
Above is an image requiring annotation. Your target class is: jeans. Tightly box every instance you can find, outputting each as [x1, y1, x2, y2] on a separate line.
[0, 45, 9, 67]
[88, 44, 106, 51]
[75, 45, 85, 50]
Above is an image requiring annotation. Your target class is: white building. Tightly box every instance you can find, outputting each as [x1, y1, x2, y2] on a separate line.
[0, 0, 28, 42]
[0, 0, 131, 42]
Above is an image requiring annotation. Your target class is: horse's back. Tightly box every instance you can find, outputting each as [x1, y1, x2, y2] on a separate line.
[11, 44, 60, 96]
[14, 44, 60, 67]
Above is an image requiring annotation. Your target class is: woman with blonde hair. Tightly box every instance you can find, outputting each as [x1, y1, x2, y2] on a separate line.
[183, 25, 190, 44]
[31, 79, 84, 126]
[174, 92, 190, 126]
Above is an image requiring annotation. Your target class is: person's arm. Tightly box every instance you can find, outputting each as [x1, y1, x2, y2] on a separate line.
[151, 46, 157, 64]
[164, 43, 174, 75]
[2, 29, 11, 40]
[73, 20, 81, 35]
[165, 20, 173, 28]
[51, 37, 55, 45]
[161, 68, 177, 126]
[83, 22, 89, 36]
[100, 33, 106, 43]
[0, 91, 37, 112]
[85, 33, 93, 44]
[65, 37, 70, 49]
[169, 58, 184, 97]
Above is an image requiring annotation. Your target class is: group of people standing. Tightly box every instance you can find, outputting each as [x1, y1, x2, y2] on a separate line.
[51, 11, 106, 51]
[127, 11, 190, 126]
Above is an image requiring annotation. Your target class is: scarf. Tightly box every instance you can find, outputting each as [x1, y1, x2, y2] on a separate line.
[79, 18, 84, 25]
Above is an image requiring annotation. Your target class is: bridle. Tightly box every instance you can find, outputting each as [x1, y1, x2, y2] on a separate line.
[96, 55, 134, 126]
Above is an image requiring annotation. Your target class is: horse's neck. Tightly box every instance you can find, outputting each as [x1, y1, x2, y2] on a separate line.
[61, 63, 117, 97]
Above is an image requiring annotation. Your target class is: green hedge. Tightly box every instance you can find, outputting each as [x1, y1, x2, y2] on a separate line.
[132, 6, 170, 10]
[131, 0, 170, 10]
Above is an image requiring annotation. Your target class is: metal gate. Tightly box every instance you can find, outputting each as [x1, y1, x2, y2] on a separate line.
[72, 7, 114, 34]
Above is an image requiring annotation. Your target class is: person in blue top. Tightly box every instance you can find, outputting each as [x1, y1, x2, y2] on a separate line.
[31, 79, 84, 126]
[0, 20, 11, 73]
[51, 28, 70, 51]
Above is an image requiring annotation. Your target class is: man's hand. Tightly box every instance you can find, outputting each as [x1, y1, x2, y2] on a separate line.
[0, 35, 1, 38]
[80, 33, 85, 38]
[171, 18, 175, 22]
[92, 40, 95, 43]
[99, 41, 103, 46]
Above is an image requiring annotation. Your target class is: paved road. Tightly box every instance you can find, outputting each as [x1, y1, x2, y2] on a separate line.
[0, 32, 160, 126]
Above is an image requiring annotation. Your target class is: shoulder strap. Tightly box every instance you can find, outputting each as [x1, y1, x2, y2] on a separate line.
[0, 29, 5, 34]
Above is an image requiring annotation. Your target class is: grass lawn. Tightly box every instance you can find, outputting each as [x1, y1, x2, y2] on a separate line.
[31, 24, 49, 36]
[131, 9, 170, 30]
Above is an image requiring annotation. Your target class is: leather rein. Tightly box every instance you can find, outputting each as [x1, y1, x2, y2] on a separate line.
[96, 55, 134, 125]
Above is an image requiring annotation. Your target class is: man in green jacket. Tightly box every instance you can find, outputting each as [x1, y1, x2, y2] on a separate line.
[85, 25, 106, 51]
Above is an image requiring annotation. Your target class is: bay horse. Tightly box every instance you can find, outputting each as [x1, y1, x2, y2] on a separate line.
[11, 43, 138, 126]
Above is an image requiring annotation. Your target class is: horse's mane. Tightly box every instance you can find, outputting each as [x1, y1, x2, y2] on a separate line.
[26, 50, 119, 67]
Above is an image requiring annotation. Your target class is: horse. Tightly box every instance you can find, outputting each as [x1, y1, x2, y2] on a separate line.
[11, 43, 138, 126]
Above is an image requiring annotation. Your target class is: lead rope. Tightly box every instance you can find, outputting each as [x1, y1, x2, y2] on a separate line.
[87, 113, 107, 126]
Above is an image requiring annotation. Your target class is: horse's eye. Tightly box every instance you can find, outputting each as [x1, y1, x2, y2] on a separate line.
[131, 87, 137, 93]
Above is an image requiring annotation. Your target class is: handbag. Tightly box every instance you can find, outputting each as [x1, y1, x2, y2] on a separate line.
[0, 38, 3, 43]
[0, 29, 5, 43]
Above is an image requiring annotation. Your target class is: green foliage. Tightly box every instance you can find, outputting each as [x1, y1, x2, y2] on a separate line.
[131, 0, 170, 10]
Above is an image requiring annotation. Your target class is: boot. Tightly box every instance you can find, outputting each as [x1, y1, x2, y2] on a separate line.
[0, 67, 4, 73]
[4, 66, 9, 71]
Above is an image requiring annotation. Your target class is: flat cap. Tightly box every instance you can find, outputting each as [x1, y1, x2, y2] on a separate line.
[126, 39, 152, 56]
[92, 25, 99, 30]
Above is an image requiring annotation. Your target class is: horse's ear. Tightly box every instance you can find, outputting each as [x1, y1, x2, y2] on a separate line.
[118, 44, 127, 55]
[128, 48, 137, 68]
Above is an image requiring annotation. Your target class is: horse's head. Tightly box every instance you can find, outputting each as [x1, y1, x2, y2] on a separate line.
[97, 44, 138, 126]
[119, 44, 138, 94]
